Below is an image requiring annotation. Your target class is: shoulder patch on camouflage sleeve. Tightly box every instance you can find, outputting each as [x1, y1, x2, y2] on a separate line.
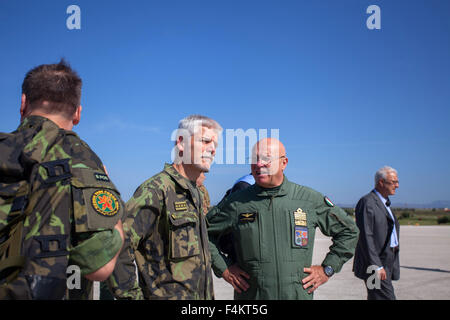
[91, 189, 120, 217]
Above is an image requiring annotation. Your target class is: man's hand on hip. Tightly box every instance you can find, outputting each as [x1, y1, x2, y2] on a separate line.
[302, 265, 329, 294]
[222, 264, 250, 293]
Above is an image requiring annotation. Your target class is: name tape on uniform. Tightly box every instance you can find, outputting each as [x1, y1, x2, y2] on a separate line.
[94, 172, 110, 182]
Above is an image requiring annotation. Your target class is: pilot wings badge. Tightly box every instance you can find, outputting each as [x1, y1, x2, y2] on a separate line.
[239, 212, 257, 223]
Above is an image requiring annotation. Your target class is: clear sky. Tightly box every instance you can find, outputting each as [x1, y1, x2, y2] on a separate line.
[1, 0, 449, 206]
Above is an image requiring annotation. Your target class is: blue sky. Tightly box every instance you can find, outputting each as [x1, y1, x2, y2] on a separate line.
[1, 0, 449, 206]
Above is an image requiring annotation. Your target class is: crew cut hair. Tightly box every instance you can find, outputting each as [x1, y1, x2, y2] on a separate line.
[375, 166, 398, 185]
[21, 59, 82, 118]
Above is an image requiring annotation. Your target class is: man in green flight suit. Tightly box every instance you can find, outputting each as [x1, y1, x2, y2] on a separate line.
[108, 115, 222, 300]
[207, 138, 359, 300]
[0, 60, 124, 299]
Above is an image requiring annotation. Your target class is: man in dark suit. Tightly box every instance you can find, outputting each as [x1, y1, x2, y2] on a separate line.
[353, 166, 400, 300]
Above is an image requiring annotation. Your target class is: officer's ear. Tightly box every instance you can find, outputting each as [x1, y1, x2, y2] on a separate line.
[72, 105, 82, 126]
[173, 135, 187, 163]
[176, 135, 185, 153]
[20, 94, 29, 120]
[281, 156, 288, 170]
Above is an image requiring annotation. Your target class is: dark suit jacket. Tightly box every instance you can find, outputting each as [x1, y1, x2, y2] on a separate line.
[353, 190, 400, 281]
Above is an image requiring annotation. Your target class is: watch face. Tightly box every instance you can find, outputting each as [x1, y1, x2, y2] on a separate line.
[324, 266, 334, 276]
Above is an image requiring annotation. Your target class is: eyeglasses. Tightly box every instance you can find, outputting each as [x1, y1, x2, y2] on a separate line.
[252, 155, 286, 166]
[385, 180, 399, 185]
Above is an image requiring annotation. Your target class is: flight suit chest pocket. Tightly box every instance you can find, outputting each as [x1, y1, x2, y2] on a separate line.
[168, 210, 200, 259]
[235, 212, 261, 262]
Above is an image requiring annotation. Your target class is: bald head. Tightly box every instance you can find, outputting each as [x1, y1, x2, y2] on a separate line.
[252, 138, 286, 160]
[251, 138, 288, 188]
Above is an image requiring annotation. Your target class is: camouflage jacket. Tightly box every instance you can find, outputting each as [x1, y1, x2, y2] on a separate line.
[108, 163, 214, 300]
[0, 116, 123, 299]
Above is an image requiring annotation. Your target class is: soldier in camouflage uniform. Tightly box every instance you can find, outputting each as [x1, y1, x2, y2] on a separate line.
[108, 115, 222, 300]
[0, 60, 124, 299]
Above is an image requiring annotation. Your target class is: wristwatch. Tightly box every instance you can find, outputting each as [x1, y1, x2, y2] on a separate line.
[323, 265, 335, 277]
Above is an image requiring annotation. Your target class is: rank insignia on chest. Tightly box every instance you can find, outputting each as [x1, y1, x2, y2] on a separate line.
[293, 208, 307, 226]
[294, 226, 308, 247]
[174, 201, 188, 211]
[239, 212, 257, 223]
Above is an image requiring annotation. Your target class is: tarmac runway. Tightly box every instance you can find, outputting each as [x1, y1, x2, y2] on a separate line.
[213, 226, 450, 300]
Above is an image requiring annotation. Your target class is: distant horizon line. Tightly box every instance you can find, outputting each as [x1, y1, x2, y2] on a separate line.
[336, 201, 450, 209]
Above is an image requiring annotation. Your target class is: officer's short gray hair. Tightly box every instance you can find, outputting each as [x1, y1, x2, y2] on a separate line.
[178, 114, 222, 135]
[375, 166, 398, 186]
[175, 114, 222, 143]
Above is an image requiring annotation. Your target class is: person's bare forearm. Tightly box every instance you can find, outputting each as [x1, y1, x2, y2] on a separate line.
[84, 220, 124, 282]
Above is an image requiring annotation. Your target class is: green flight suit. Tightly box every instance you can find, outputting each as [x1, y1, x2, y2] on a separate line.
[207, 176, 359, 300]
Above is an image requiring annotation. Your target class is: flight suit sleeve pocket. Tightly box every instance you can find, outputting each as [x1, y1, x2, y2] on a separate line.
[71, 168, 123, 232]
[168, 212, 200, 259]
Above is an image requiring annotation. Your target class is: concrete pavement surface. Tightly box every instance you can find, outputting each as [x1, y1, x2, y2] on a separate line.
[213, 226, 450, 300]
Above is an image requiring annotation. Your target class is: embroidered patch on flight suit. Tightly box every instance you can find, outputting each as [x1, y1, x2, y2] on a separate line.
[324, 196, 334, 207]
[293, 208, 307, 226]
[239, 212, 257, 223]
[174, 201, 188, 211]
[91, 189, 119, 217]
[294, 226, 308, 247]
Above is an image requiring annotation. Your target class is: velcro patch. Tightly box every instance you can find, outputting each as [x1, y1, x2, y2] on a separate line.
[239, 212, 257, 223]
[91, 189, 119, 217]
[294, 226, 308, 247]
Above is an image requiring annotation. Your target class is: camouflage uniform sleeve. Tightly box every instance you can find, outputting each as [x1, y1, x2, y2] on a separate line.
[206, 198, 237, 277]
[314, 194, 359, 273]
[70, 229, 122, 276]
[66, 135, 124, 275]
[108, 184, 161, 300]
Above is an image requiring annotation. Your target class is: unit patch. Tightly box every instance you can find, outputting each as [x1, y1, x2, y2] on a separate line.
[239, 212, 257, 223]
[174, 201, 188, 211]
[293, 208, 307, 226]
[91, 189, 119, 217]
[294, 226, 308, 247]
